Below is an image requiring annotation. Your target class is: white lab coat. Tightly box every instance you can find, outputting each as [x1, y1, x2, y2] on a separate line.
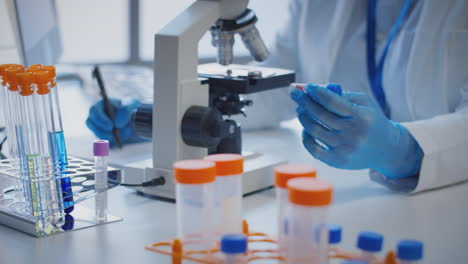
[238, 0, 468, 193]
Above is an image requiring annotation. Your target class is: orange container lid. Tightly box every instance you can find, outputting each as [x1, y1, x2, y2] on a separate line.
[5, 66, 25, 91]
[33, 71, 51, 95]
[17, 72, 34, 96]
[203, 154, 243, 176]
[174, 160, 216, 184]
[287, 178, 333, 207]
[274, 164, 317, 189]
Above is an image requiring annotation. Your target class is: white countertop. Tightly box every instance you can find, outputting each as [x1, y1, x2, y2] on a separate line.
[0, 80, 467, 264]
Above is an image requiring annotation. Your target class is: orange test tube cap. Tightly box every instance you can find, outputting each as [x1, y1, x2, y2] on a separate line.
[173, 160, 216, 184]
[17, 72, 34, 96]
[5, 66, 25, 91]
[33, 71, 51, 94]
[42, 65, 57, 86]
[287, 178, 333, 207]
[204, 154, 243, 176]
[274, 164, 317, 189]
[42, 65, 56, 78]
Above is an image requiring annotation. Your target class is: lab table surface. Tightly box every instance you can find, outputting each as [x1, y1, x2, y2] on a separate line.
[0, 80, 467, 264]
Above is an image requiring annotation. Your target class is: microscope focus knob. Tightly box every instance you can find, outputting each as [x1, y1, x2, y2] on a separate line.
[181, 106, 223, 148]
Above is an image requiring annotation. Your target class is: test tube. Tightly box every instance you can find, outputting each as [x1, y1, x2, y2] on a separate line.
[42, 65, 74, 213]
[94, 140, 109, 223]
[4, 66, 25, 164]
[17, 71, 40, 216]
[290, 83, 343, 96]
[204, 154, 244, 238]
[5, 67, 27, 204]
[32, 71, 65, 224]
[174, 160, 216, 253]
[397, 240, 423, 264]
[286, 178, 333, 264]
[274, 164, 317, 256]
[220, 234, 248, 264]
[356, 231, 384, 262]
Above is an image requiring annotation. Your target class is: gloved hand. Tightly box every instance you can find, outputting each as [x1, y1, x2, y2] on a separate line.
[86, 98, 145, 147]
[290, 83, 423, 179]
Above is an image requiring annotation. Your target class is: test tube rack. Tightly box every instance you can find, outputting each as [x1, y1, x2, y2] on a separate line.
[0, 156, 122, 237]
[145, 220, 399, 264]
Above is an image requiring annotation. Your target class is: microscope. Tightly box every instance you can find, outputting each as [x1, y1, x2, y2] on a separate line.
[137, 0, 295, 198]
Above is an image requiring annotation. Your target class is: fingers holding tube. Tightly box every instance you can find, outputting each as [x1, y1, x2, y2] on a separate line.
[305, 84, 356, 117]
[297, 111, 341, 148]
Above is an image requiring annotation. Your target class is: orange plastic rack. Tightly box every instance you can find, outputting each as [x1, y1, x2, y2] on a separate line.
[145, 220, 398, 264]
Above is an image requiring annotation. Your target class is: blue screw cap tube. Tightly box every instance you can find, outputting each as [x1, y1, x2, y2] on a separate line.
[357, 231, 383, 252]
[221, 234, 248, 264]
[329, 224, 342, 244]
[357, 231, 383, 262]
[397, 240, 423, 263]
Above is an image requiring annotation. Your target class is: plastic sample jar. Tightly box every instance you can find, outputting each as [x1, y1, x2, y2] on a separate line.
[174, 160, 216, 252]
[357, 231, 384, 262]
[286, 178, 333, 264]
[221, 234, 248, 264]
[397, 240, 423, 263]
[204, 154, 244, 238]
[274, 164, 317, 255]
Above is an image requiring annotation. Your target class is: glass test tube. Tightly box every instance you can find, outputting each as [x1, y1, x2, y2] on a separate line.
[94, 140, 109, 222]
[0, 64, 11, 201]
[221, 234, 248, 264]
[286, 178, 333, 264]
[274, 164, 317, 257]
[174, 160, 216, 253]
[356, 232, 384, 262]
[42, 65, 74, 213]
[204, 154, 244, 239]
[41, 66, 74, 213]
[5, 66, 28, 205]
[34, 71, 65, 221]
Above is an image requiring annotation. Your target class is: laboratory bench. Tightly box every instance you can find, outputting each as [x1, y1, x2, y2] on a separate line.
[0, 80, 467, 264]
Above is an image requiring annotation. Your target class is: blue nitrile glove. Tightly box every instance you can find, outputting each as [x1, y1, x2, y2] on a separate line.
[289, 83, 423, 179]
[86, 98, 145, 147]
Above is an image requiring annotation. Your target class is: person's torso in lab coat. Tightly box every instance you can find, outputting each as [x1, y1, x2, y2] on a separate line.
[293, 0, 468, 122]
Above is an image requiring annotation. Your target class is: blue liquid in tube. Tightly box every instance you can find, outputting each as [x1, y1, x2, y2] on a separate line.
[49, 131, 74, 213]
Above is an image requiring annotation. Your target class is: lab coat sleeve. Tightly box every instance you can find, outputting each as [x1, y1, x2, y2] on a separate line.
[371, 98, 468, 193]
[370, 0, 468, 193]
[232, 0, 302, 131]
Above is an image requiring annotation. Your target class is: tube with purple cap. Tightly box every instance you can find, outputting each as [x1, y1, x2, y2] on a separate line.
[94, 140, 109, 223]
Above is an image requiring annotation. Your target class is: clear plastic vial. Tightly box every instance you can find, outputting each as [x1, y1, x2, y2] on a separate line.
[174, 160, 216, 253]
[274, 164, 316, 257]
[221, 234, 248, 264]
[94, 140, 109, 223]
[356, 231, 384, 262]
[327, 224, 342, 263]
[286, 178, 333, 264]
[397, 240, 423, 264]
[204, 154, 244, 238]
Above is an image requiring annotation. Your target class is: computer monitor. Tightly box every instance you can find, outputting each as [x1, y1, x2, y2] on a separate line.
[3, 0, 62, 66]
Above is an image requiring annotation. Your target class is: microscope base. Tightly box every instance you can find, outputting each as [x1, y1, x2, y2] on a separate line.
[130, 153, 286, 200]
